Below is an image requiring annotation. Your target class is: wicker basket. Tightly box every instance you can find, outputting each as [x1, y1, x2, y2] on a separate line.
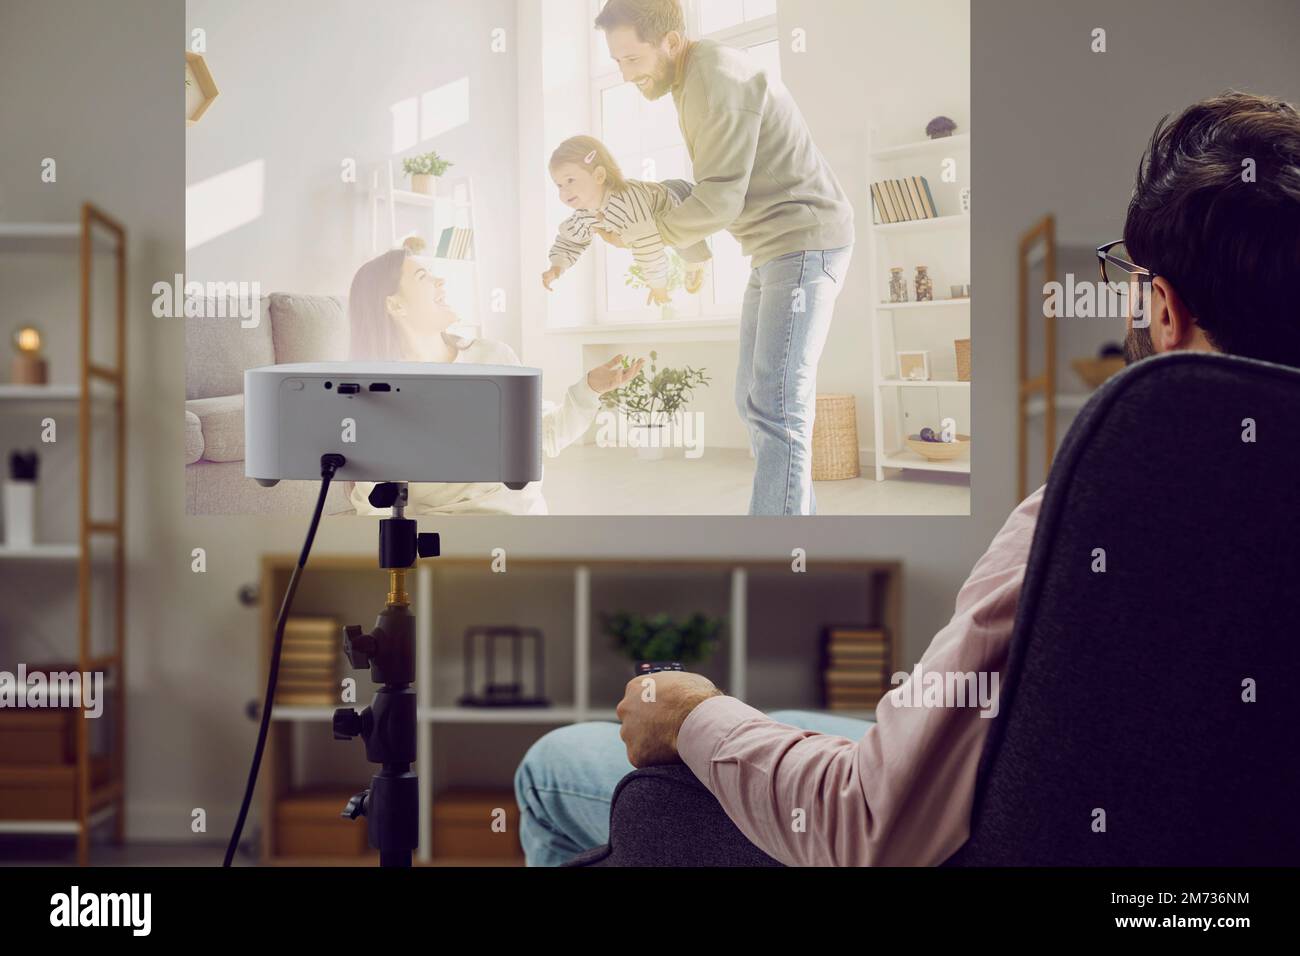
[1071, 356, 1125, 389]
[812, 394, 860, 480]
[954, 338, 971, 382]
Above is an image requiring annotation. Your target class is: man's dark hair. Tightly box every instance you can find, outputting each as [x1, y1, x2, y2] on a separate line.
[1124, 91, 1300, 367]
[594, 0, 686, 44]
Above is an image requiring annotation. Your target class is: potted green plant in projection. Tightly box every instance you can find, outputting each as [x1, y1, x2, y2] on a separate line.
[625, 248, 687, 320]
[402, 150, 454, 195]
[598, 351, 710, 460]
[601, 610, 724, 670]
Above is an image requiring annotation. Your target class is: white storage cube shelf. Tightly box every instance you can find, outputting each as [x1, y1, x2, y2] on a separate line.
[264, 557, 899, 861]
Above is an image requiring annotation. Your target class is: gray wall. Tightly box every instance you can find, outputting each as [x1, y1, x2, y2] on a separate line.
[974, 0, 1300, 494]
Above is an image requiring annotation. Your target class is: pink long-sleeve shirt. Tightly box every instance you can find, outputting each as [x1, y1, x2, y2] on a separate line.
[677, 486, 1045, 866]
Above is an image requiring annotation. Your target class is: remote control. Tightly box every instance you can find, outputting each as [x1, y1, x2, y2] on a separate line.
[634, 661, 683, 676]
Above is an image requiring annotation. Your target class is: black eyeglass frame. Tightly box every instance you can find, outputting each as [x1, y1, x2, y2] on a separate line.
[1096, 239, 1158, 314]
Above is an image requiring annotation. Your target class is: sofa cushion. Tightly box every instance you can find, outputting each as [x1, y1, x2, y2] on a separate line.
[269, 293, 349, 364]
[185, 296, 274, 400]
[184, 409, 205, 465]
[186, 393, 245, 462]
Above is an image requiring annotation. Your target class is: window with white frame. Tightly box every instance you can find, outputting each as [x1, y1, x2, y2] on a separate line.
[588, 0, 780, 323]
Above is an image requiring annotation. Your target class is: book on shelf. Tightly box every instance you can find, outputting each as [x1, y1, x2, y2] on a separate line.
[822, 624, 891, 711]
[436, 226, 475, 260]
[274, 616, 339, 707]
[887, 179, 907, 220]
[869, 182, 885, 224]
[913, 176, 938, 218]
[870, 176, 938, 223]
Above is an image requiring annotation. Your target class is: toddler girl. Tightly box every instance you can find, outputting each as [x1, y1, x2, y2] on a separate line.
[542, 135, 710, 304]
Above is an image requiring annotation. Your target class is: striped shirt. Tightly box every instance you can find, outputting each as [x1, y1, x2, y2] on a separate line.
[548, 179, 710, 290]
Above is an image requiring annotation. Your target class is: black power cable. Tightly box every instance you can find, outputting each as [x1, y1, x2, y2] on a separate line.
[223, 453, 346, 867]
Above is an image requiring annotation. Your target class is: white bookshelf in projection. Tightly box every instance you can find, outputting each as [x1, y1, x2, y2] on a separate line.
[369, 162, 482, 338]
[865, 130, 972, 481]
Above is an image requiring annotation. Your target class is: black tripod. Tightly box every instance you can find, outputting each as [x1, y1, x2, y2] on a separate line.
[332, 482, 439, 867]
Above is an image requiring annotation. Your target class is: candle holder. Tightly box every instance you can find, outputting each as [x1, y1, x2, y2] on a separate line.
[11, 326, 47, 385]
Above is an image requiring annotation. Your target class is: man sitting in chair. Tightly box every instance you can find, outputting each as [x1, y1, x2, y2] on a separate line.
[514, 91, 1300, 866]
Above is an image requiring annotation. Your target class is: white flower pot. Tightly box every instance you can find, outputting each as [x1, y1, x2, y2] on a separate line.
[3, 480, 36, 548]
[631, 424, 667, 460]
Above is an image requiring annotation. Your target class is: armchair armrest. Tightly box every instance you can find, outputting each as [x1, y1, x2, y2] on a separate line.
[185, 393, 245, 463]
[563, 764, 783, 867]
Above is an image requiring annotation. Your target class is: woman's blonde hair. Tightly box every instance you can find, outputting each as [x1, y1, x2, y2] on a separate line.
[549, 135, 628, 193]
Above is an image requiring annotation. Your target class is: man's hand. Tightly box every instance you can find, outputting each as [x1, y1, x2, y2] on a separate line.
[615, 671, 722, 767]
[592, 227, 627, 249]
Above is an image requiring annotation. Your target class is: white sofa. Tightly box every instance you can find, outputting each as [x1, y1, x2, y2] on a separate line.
[184, 293, 354, 515]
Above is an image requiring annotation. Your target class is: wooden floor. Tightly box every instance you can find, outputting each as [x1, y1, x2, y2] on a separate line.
[544, 444, 970, 515]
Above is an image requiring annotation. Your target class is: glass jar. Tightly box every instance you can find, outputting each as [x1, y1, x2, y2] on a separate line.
[889, 267, 908, 303]
[915, 265, 933, 302]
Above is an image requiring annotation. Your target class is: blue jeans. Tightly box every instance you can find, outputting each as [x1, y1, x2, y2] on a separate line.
[513, 709, 874, 867]
[736, 245, 853, 515]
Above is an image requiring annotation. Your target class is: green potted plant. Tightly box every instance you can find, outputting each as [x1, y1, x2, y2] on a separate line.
[402, 151, 454, 195]
[598, 351, 710, 459]
[601, 610, 724, 667]
[625, 248, 687, 320]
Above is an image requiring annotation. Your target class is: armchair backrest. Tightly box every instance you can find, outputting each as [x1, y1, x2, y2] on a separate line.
[948, 352, 1300, 865]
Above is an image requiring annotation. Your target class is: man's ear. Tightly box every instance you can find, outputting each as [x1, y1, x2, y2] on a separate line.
[663, 30, 685, 56]
[385, 293, 406, 318]
[1150, 276, 1199, 352]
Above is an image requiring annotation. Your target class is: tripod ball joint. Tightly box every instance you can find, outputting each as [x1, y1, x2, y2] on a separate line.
[332, 706, 370, 741]
[343, 624, 376, 669]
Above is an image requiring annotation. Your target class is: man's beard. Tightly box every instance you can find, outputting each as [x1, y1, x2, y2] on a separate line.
[1124, 324, 1157, 365]
[638, 58, 675, 100]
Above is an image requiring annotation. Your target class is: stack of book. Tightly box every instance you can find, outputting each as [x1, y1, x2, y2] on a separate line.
[435, 226, 474, 259]
[870, 176, 938, 224]
[275, 617, 339, 707]
[822, 625, 890, 712]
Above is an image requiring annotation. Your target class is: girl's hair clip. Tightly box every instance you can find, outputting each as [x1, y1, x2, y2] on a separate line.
[584, 149, 598, 164]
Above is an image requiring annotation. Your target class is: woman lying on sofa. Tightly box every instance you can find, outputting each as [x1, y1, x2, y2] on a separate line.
[346, 238, 643, 515]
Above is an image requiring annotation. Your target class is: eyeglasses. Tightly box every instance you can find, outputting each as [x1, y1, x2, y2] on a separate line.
[1096, 240, 1155, 318]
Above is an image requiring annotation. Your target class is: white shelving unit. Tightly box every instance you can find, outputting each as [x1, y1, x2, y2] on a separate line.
[369, 163, 482, 339]
[865, 130, 972, 481]
[258, 555, 901, 864]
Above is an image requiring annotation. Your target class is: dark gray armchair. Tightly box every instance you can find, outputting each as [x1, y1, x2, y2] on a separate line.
[568, 352, 1300, 867]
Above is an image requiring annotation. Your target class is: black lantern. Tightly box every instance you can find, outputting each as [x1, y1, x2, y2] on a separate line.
[458, 625, 548, 707]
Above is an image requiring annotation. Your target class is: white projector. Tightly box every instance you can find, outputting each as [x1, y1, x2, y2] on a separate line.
[245, 362, 542, 488]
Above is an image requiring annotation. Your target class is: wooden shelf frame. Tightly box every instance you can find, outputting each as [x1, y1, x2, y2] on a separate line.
[257, 554, 902, 865]
[0, 203, 127, 863]
[1016, 214, 1058, 502]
